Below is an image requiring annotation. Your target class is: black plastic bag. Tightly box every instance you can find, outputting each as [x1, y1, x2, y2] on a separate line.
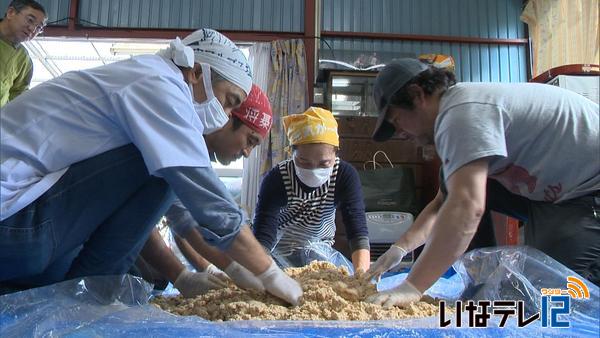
[358, 151, 418, 214]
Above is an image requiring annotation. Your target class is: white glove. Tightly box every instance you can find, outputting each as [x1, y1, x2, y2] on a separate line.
[257, 261, 303, 306]
[173, 270, 227, 298]
[366, 280, 423, 308]
[364, 245, 407, 282]
[205, 264, 230, 283]
[224, 261, 265, 291]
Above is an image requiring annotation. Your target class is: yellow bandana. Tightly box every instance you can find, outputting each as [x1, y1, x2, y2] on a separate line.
[283, 107, 339, 147]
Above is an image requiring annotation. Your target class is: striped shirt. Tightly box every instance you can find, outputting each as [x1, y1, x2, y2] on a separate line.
[253, 158, 369, 256]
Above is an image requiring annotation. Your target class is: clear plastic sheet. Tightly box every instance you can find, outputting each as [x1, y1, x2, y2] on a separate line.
[1, 247, 598, 337]
[453, 246, 599, 336]
[272, 241, 355, 274]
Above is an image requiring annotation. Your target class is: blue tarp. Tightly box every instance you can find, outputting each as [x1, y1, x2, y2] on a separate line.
[1, 247, 598, 337]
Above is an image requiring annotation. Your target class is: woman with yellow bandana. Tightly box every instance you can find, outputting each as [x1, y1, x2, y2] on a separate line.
[253, 107, 371, 273]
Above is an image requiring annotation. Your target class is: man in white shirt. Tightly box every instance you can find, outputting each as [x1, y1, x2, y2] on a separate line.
[0, 29, 302, 305]
[138, 84, 276, 297]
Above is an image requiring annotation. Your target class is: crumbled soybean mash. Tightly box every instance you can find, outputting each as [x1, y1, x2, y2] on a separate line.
[152, 261, 440, 321]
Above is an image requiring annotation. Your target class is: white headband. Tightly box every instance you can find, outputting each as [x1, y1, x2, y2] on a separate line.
[182, 28, 253, 95]
[156, 37, 194, 68]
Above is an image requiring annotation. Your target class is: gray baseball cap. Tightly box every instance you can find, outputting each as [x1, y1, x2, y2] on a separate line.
[372, 58, 428, 142]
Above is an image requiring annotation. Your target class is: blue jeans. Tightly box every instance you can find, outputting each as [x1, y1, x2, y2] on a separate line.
[0, 144, 174, 289]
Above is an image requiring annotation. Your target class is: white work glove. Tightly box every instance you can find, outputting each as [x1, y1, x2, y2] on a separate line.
[366, 280, 423, 308]
[364, 245, 407, 282]
[224, 261, 265, 291]
[205, 263, 230, 283]
[173, 270, 228, 298]
[257, 261, 303, 306]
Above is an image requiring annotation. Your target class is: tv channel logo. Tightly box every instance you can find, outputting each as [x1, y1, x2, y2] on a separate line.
[540, 276, 590, 328]
[439, 275, 591, 328]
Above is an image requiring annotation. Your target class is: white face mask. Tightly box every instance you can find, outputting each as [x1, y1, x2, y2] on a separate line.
[190, 64, 229, 135]
[293, 157, 333, 188]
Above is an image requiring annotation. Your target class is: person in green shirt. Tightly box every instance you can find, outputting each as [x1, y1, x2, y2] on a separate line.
[0, 0, 46, 107]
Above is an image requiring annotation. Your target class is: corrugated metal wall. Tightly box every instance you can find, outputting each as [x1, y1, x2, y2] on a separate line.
[320, 38, 527, 83]
[78, 0, 304, 32]
[320, 0, 527, 82]
[322, 0, 525, 38]
[1, 0, 527, 82]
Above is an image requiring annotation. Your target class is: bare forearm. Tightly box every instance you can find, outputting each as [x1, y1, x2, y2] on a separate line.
[224, 226, 272, 274]
[407, 199, 482, 292]
[186, 225, 272, 275]
[140, 228, 185, 282]
[351, 249, 371, 272]
[181, 229, 233, 270]
[174, 234, 211, 271]
[395, 191, 443, 252]
[406, 159, 489, 293]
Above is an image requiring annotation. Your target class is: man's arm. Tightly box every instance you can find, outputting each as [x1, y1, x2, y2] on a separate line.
[178, 228, 234, 270]
[140, 228, 230, 298]
[173, 233, 211, 271]
[394, 188, 444, 252]
[160, 165, 271, 273]
[182, 227, 267, 292]
[363, 188, 444, 281]
[160, 166, 303, 305]
[140, 228, 185, 282]
[159, 166, 248, 251]
[166, 200, 266, 284]
[166, 205, 269, 291]
[366, 159, 488, 307]
[163, 200, 234, 270]
[184, 224, 271, 274]
[407, 158, 488, 292]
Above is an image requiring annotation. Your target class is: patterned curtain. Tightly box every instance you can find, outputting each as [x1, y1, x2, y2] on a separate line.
[241, 39, 308, 218]
[263, 39, 309, 173]
[521, 0, 599, 77]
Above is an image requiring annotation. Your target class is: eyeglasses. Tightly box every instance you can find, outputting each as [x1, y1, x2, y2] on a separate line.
[20, 11, 46, 34]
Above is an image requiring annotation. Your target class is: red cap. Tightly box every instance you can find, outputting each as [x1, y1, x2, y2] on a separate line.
[231, 84, 273, 138]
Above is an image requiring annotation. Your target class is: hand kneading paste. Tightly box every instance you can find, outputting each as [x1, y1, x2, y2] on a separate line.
[152, 261, 440, 321]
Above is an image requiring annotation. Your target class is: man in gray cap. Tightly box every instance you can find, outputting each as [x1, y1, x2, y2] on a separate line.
[363, 58, 599, 307]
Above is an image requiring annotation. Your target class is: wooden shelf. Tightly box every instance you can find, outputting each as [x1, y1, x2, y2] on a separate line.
[530, 64, 600, 83]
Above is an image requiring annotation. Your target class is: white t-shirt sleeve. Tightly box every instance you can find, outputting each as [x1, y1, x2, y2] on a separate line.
[435, 102, 508, 181]
[113, 75, 210, 175]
